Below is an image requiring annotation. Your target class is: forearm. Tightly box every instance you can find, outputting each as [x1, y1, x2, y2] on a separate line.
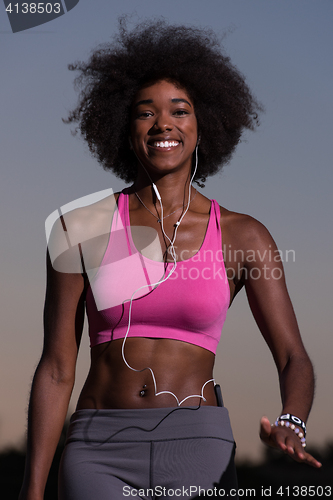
[259, 352, 321, 468]
[20, 358, 75, 499]
[278, 352, 315, 422]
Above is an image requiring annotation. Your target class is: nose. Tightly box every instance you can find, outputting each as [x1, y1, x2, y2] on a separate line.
[151, 112, 173, 133]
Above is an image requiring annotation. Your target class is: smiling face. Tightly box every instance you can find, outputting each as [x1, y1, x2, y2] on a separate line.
[130, 80, 198, 180]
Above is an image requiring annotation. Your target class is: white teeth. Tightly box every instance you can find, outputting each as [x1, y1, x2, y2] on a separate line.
[152, 141, 179, 148]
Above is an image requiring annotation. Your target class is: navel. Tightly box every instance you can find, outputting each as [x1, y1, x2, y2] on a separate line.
[139, 384, 147, 397]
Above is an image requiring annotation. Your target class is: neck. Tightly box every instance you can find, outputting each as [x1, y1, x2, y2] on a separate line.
[131, 170, 194, 211]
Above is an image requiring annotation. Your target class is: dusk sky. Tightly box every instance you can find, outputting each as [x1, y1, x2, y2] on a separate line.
[1, 0, 332, 463]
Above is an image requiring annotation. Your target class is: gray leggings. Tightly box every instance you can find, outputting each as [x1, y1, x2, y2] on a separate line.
[58, 406, 238, 499]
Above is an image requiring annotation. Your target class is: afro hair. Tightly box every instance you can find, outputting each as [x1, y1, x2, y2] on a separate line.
[65, 17, 262, 186]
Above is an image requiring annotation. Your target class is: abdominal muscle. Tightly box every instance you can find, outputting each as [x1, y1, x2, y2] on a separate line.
[76, 338, 217, 410]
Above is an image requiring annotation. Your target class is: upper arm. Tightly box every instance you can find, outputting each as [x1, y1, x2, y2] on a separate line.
[245, 221, 306, 369]
[223, 212, 307, 373]
[42, 251, 86, 381]
[41, 193, 119, 378]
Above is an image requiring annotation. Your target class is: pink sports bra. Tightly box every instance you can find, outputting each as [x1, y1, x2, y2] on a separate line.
[85, 191, 230, 354]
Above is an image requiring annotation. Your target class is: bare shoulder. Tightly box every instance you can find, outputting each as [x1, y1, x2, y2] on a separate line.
[219, 205, 277, 251]
[47, 191, 120, 273]
[59, 191, 118, 241]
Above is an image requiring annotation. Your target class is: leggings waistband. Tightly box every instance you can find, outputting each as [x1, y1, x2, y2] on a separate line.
[67, 406, 234, 444]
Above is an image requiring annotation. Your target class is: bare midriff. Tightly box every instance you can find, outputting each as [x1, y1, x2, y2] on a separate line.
[76, 338, 217, 410]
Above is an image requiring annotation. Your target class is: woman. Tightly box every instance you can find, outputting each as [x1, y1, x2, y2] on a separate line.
[20, 19, 321, 500]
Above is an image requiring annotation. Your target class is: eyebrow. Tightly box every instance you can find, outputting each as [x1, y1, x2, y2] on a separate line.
[171, 98, 192, 107]
[134, 98, 192, 108]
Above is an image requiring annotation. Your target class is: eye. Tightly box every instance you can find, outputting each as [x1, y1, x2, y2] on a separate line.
[137, 111, 154, 119]
[174, 109, 189, 116]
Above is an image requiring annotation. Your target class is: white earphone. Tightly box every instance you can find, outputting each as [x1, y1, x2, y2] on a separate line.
[152, 183, 161, 201]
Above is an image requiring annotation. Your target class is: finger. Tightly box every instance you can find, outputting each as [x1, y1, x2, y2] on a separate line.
[280, 431, 307, 457]
[268, 426, 289, 451]
[294, 450, 322, 468]
[285, 435, 296, 455]
[282, 440, 322, 468]
[282, 433, 321, 467]
[259, 416, 272, 441]
[274, 433, 287, 452]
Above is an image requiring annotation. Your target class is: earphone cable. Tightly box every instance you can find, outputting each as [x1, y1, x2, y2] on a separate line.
[121, 145, 215, 405]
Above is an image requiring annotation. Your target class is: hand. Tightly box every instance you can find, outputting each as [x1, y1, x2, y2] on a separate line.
[259, 416, 322, 468]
